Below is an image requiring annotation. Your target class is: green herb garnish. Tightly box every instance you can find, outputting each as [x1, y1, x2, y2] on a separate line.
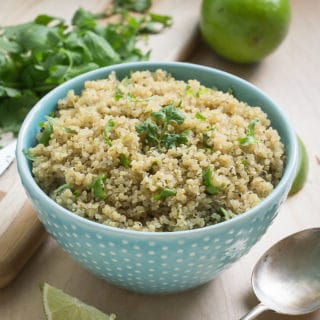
[104, 119, 115, 146]
[238, 119, 259, 146]
[161, 131, 188, 149]
[153, 187, 177, 200]
[202, 168, 220, 195]
[119, 153, 131, 168]
[195, 112, 206, 121]
[53, 183, 70, 196]
[151, 103, 185, 125]
[241, 159, 248, 166]
[184, 84, 194, 95]
[184, 86, 209, 98]
[114, 86, 123, 101]
[218, 207, 235, 220]
[64, 127, 77, 134]
[73, 189, 81, 197]
[196, 87, 210, 97]
[88, 174, 107, 199]
[126, 92, 152, 103]
[135, 120, 158, 145]
[39, 118, 76, 139]
[136, 103, 188, 150]
[0, 4, 172, 134]
[38, 116, 55, 146]
[202, 132, 210, 148]
[202, 127, 215, 148]
[23, 148, 37, 161]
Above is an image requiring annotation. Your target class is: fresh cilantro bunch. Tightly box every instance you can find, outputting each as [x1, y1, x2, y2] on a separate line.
[0, 3, 172, 134]
[135, 103, 189, 150]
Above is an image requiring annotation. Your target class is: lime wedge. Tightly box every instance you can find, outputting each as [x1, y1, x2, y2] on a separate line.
[41, 283, 116, 320]
[289, 136, 309, 196]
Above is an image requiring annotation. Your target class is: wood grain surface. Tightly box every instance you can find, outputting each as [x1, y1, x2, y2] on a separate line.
[0, 0, 320, 319]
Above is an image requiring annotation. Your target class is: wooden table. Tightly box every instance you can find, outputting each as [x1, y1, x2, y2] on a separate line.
[0, 0, 319, 319]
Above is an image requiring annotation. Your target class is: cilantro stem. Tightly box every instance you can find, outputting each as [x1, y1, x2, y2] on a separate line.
[59, 48, 74, 80]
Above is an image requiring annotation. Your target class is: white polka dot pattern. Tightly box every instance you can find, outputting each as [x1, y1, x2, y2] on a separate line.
[34, 199, 280, 294]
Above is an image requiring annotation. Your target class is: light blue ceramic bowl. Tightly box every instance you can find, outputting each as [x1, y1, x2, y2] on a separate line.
[16, 62, 298, 294]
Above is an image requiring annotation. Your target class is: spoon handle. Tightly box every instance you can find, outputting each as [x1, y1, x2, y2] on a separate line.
[239, 303, 270, 320]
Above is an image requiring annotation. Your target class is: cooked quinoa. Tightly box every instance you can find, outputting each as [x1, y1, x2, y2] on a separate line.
[29, 69, 284, 231]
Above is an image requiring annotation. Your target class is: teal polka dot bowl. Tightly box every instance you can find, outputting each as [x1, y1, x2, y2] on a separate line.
[16, 62, 298, 294]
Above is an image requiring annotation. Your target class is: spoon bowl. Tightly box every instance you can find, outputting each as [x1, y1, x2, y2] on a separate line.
[241, 228, 320, 319]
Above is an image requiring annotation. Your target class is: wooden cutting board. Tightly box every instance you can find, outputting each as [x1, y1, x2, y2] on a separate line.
[0, 0, 201, 288]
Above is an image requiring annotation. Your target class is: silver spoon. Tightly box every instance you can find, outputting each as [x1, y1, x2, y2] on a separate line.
[240, 228, 320, 319]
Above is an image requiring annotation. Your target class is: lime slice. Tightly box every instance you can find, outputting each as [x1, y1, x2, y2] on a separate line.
[289, 136, 309, 196]
[41, 283, 116, 320]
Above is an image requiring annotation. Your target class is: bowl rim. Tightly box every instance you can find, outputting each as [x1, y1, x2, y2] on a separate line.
[16, 61, 298, 238]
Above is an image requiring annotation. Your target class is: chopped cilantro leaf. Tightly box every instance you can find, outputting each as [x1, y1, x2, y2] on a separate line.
[114, 86, 123, 101]
[151, 103, 185, 125]
[184, 84, 194, 95]
[104, 119, 115, 146]
[202, 127, 215, 148]
[195, 112, 206, 121]
[88, 174, 107, 199]
[153, 187, 176, 200]
[162, 130, 188, 149]
[238, 118, 259, 146]
[23, 148, 37, 161]
[119, 153, 131, 168]
[218, 207, 235, 220]
[136, 103, 187, 150]
[202, 168, 220, 195]
[64, 127, 77, 134]
[53, 183, 70, 196]
[73, 189, 81, 197]
[37, 116, 55, 146]
[196, 87, 210, 97]
[241, 159, 248, 166]
[135, 120, 159, 145]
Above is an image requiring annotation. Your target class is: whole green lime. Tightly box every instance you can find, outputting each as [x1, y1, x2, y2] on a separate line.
[200, 0, 291, 63]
